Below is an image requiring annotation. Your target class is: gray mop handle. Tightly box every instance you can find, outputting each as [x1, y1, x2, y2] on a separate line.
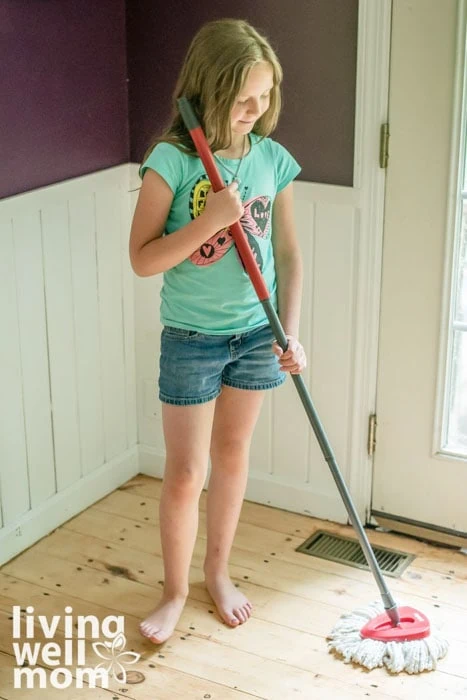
[177, 94, 400, 625]
[262, 298, 400, 625]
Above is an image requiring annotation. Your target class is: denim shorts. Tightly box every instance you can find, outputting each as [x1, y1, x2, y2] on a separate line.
[159, 323, 286, 405]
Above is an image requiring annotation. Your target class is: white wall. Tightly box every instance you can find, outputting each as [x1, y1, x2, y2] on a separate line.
[0, 165, 138, 566]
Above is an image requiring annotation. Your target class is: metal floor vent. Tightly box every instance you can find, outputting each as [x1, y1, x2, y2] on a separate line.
[296, 530, 415, 578]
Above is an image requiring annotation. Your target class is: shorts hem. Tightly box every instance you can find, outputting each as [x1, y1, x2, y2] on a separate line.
[222, 375, 286, 391]
[158, 389, 221, 406]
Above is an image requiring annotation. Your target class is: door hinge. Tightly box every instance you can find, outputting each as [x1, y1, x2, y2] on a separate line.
[379, 123, 389, 168]
[368, 414, 377, 457]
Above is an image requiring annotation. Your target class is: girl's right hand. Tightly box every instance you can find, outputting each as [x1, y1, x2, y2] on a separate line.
[203, 182, 244, 231]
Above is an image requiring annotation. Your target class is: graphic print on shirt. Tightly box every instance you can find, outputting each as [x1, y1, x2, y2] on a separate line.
[188, 175, 271, 271]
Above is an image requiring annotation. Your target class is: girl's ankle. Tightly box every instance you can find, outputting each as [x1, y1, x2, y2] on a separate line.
[203, 561, 229, 578]
[162, 588, 189, 601]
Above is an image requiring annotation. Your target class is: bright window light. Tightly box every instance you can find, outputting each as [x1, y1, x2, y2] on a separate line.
[441, 26, 467, 459]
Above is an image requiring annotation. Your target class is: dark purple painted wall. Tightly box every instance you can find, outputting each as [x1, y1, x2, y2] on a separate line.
[1, 1, 357, 200]
[126, 0, 358, 186]
[0, 0, 129, 199]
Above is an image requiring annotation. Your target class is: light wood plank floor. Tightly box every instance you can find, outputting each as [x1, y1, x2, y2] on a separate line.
[0, 474, 466, 699]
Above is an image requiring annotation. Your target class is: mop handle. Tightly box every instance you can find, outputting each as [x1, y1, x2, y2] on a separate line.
[177, 99, 271, 306]
[177, 97, 400, 625]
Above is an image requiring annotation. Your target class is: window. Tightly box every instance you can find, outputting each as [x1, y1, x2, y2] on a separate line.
[441, 22, 467, 459]
[443, 201, 467, 456]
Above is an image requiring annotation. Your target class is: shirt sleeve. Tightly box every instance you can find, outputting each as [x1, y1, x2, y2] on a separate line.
[139, 142, 185, 194]
[270, 140, 301, 192]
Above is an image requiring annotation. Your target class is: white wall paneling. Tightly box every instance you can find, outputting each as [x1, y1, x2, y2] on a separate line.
[0, 165, 138, 566]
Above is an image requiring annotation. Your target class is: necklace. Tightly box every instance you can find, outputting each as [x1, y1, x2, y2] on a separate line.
[214, 136, 247, 186]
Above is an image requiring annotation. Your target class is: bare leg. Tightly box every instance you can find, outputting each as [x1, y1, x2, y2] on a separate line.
[140, 399, 216, 644]
[204, 385, 265, 626]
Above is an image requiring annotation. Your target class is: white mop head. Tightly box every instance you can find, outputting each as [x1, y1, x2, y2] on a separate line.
[327, 601, 449, 674]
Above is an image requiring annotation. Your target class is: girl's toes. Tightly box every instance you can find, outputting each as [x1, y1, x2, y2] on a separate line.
[141, 623, 159, 640]
[234, 608, 246, 623]
[148, 627, 163, 642]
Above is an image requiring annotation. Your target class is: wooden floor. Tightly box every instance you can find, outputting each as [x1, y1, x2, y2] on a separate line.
[0, 474, 466, 699]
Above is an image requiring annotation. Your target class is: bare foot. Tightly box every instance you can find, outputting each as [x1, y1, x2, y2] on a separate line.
[205, 570, 252, 627]
[139, 594, 187, 644]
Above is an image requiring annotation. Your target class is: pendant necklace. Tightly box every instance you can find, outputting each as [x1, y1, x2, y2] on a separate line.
[214, 136, 247, 187]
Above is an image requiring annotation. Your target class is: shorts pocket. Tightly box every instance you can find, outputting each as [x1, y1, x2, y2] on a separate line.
[163, 326, 200, 340]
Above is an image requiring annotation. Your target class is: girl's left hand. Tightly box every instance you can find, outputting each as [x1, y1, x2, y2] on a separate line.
[272, 335, 307, 374]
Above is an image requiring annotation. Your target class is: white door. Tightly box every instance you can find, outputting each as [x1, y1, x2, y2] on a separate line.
[372, 0, 467, 537]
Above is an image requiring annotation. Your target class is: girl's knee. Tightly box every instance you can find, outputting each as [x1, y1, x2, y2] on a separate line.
[210, 436, 249, 463]
[164, 460, 206, 494]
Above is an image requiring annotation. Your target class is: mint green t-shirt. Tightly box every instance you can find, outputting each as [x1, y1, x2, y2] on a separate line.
[140, 133, 301, 334]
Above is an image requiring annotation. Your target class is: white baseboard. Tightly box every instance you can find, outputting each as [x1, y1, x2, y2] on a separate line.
[244, 473, 348, 524]
[0, 448, 139, 567]
[138, 444, 166, 478]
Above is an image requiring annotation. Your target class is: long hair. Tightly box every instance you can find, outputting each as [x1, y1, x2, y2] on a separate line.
[141, 18, 283, 168]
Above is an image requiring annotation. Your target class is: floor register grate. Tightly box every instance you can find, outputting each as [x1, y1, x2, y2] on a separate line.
[296, 530, 415, 578]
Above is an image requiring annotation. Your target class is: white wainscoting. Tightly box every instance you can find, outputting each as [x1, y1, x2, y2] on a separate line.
[0, 161, 376, 565]
[133, 165, 366, 524]
[0, 165, 138, 566]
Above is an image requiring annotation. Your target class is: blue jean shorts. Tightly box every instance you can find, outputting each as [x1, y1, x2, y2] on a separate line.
[159, 323, 286, 405]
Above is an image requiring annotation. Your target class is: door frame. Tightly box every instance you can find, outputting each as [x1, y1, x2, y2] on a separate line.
[346, 0, 392, 521]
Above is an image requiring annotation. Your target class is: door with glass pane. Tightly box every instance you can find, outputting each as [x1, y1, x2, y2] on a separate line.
[372, 0, 467, 536]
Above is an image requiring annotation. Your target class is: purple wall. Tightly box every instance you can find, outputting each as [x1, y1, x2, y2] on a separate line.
[1, 1, 358, 200]
[0, 0, 129, 199]
[126, 0, 358, 186]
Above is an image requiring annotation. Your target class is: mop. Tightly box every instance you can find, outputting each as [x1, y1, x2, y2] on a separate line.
[177, 97, 449, 674]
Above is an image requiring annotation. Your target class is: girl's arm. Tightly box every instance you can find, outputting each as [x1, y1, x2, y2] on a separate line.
[129, 169, 243, 277]
[272, 183, 303, 336]
[271, 182, 306, 373]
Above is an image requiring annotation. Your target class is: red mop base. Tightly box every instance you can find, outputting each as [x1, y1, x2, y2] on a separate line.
[360, 606, 431, 642]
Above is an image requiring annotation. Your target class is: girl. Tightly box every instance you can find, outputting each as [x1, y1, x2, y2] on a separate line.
[129, 18, 306, 645]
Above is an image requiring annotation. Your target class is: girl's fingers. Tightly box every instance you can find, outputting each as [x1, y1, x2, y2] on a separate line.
[280, 350, 305, 365]
[281, 364, 306, 373]
[272, 343, 283, 357]
[279, 353, 307, 373]
[273, 336, 307, 373]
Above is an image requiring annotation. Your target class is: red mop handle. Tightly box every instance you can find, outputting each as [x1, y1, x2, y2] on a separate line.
[177, 97, 270, 302]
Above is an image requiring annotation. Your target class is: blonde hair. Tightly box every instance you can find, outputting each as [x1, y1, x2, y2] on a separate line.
[142, 18, 283, 167]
